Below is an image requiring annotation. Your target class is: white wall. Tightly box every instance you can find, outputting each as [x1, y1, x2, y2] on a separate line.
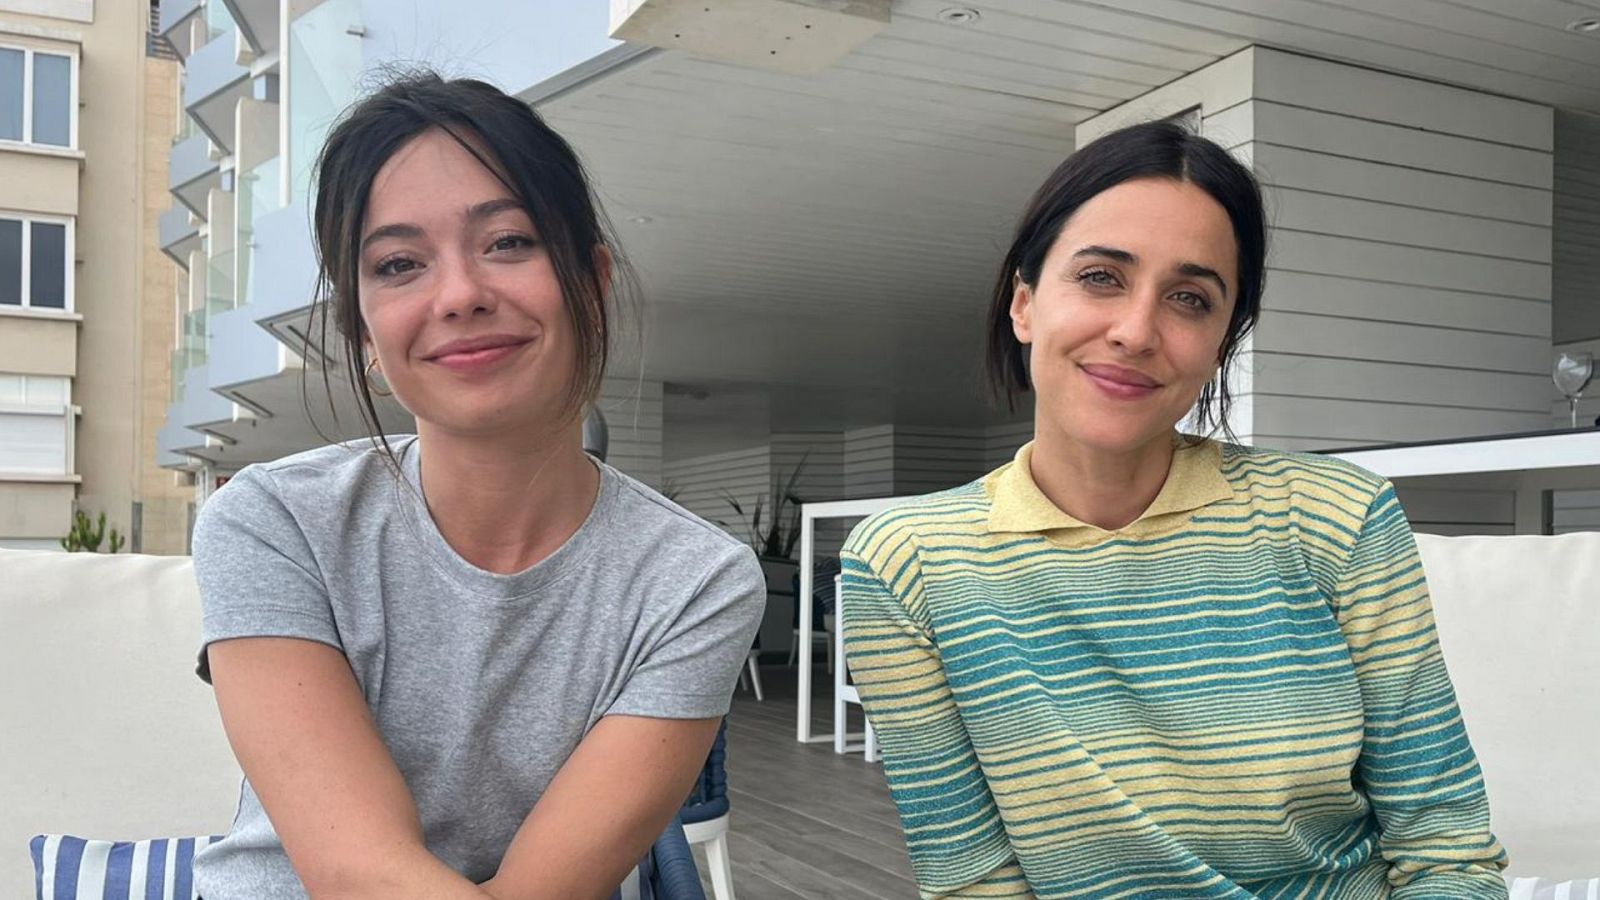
[891, 427, 988, 495]
[842, 425, 894, 499]
[597, 377, 662, 488]
[1246, 50, 1553, 450]
[662, 444, 769, 542]
[985, 420, 1032, 470]
[1078, 47, 1556, 452]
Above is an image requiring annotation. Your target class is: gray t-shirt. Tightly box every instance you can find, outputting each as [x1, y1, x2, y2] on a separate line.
[190, 436, 765, 898]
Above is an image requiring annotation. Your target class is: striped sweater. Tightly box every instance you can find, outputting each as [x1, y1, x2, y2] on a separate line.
[841, 439, 1507, 900]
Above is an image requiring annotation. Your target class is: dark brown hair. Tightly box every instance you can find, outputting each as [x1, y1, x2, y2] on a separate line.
[985, 119, 1267, 438]
[306, 71, 627, 453]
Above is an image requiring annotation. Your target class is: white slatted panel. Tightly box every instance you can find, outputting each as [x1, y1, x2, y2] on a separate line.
[771, 432, 849, 555]
[598, 378, 664, 488]
[1554, 110, 1600, 346]
[893, 427, 989, 495]
[662, 444, 771, 542]
[843, 426, 895, 499]
[1396, 486, 1516, 536]
[1554, 490, 1600, 535]
[985, 420, 1032, 470]
[1242, 49, 1555, 446]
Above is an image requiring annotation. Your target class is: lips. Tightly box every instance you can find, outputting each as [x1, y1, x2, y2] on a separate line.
[422, 334, 533, 361]
[1080, 363, 1162, 399]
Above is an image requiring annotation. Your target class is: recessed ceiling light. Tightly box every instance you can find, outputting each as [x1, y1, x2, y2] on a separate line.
[630, 215, 654, 224]
[1567, 17, 1600, 33]
[937, 7, 981, 25]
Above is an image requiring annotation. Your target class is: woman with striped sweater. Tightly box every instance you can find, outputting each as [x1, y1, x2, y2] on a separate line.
[840, 120, 1507, 900]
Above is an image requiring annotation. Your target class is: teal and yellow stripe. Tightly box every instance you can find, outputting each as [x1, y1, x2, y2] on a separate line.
[842, 440, 1507, 900]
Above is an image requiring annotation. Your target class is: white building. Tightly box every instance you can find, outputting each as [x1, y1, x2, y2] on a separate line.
[154, 0, 1600, 546]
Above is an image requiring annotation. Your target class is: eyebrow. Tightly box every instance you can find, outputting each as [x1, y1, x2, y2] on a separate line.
[360, 197, 527, 251]
[1071, 244, 1230, 297]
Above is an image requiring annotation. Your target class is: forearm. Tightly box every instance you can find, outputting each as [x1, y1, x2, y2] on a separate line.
[1336, 486, 1507, 896]
[310, 842, 494, 900]
[931, 860, 1035, 899]
[482, 715, 720, 900]
[1388, 862, 1509, 900]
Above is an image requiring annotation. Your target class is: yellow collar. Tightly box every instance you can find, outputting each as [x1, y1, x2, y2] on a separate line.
[985, 438, 1233, 534]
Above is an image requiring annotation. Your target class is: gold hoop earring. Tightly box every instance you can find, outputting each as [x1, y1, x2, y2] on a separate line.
[364, 357, 393, 398]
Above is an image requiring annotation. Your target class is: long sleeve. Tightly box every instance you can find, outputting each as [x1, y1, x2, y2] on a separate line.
[841, 527, 1034, 900]
[1336, 483, 1509, 899]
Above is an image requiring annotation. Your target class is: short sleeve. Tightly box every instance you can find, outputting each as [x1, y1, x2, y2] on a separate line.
[192, 467, 343, 682]
[605, 543, 765, 720]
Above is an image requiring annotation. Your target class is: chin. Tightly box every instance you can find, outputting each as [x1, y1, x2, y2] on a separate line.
[1052, 408, 1174, 455]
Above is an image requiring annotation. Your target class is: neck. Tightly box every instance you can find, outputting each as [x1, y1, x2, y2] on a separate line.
[1029, 422, 1177, 531]
[414, 417, 600, 575]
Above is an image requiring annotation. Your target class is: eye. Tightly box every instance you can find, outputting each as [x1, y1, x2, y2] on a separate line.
[374, 255, 419, 278]
[1076, 268, 1120, 289]
[1171, 290, 1213, 312]
[487, 233, 536, 254]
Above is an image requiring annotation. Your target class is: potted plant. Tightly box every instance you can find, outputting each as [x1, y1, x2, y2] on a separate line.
[720, 454, 809, 660]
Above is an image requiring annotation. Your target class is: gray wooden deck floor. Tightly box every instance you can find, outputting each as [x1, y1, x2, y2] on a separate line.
[690, 665, 918, 899]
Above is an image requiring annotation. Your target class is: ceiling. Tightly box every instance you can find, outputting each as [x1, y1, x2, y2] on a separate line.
[532, 0, 1600, 456]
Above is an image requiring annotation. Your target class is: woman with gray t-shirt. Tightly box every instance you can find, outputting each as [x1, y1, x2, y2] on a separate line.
[190, 73, 764, 900]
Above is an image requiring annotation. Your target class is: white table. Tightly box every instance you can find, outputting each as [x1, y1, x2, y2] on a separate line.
[1331, 429, 1600, 534]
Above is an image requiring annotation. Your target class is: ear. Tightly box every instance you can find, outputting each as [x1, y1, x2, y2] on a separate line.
[1009, 271, 1034, 345]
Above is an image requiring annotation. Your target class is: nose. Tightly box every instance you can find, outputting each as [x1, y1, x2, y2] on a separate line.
[1106, 289, 1160, 356]
[432, 251, 497, 320]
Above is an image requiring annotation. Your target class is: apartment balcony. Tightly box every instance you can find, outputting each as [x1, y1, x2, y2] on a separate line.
[155, 0, 203, 60]
[159, 207, 202, 269]
[183, 33, 250, 154]
[169, 132, 222, 219]
[223, 0, 278, 56]
[156, 402, 207, 469]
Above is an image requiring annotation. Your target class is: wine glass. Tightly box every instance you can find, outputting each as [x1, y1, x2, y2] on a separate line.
[1553, 351, 1595, 428]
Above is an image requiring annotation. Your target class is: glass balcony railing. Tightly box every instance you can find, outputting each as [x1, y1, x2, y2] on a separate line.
[289, 0, 363, 200]
[203, 0, 236, 42]
[171, 308, 209, 401]
[169, 349, 185, 403]
[235, 155, 282, 309]
[206, 245, 236, 313]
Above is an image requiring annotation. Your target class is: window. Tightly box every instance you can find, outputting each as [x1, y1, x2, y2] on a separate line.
[0, 374, 71, 476]
[0, 214, 73, 310]
[0, 45, 76, 148]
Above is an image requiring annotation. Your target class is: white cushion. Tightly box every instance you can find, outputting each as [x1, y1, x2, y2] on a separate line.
[1416, 533, 1600, 882]
[0, 550, 242, 899]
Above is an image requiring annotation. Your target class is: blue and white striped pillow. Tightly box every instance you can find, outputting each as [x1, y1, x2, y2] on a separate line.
[1510, 877, 1600, 900]
[31, 833, 657, 900]
[29, 834, 221, 900]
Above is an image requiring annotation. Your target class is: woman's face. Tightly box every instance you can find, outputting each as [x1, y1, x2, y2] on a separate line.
[356, 127, 585, 439]
[1012, 177, 1238, 456]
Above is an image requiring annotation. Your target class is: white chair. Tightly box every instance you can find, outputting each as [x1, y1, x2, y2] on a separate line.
[680, 720, 734, 900]
[787, 617, 834, 673]
[0, 550, 242, 898]
[736, 648, 764, 701]
[1414, 532, 1600, 882]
